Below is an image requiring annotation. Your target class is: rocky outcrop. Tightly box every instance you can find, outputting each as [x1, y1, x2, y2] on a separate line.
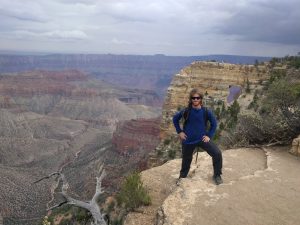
[112, 118, 161, 155]
[125, 147, 300, 225]
[289, 135, 300, 156]
[160, 62, 271, 139]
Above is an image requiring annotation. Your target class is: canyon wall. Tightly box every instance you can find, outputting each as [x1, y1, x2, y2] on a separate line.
[112, 118, 160, 156]
[0, 69, 161, 224]
[0, 54, 270, 96]
[160, 61, 271, 140]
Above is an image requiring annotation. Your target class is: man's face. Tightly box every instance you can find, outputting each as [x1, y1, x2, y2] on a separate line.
[191, 94, 202, 107]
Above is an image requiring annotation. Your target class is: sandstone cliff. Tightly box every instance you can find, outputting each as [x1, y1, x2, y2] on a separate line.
[160, 61, 271, 140]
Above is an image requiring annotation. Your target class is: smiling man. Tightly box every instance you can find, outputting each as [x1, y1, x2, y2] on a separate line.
[173, 88, 223, 185]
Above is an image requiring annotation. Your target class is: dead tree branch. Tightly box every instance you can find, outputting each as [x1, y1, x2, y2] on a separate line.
[34, 167, 107, 225]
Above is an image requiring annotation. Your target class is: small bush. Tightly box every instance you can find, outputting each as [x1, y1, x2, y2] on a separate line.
[163, 139, 171, 145]
[219, 122, 225, 130]
[168, 149, 176, 159]
[75, 208, 91, 222]
[245, 78, 251, 93]
[156, 149, 163, 157]
[117, 172, 151, 211]
[41, 216, 51, 225]
[111, 217, 124, 225]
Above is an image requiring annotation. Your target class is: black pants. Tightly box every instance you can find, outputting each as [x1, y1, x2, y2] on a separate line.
[180, 141, 223, 178]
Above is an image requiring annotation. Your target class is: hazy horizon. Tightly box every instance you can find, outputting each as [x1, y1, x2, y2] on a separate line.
[0, 49, 275, 58]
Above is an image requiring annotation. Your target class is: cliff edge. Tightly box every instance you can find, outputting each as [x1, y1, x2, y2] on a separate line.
[125, 147, 300, 225]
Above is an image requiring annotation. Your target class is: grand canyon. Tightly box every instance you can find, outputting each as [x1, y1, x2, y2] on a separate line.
[0, 54, 270, 224]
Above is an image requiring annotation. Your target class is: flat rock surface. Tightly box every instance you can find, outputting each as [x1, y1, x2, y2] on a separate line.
[125, 147, 300, 225]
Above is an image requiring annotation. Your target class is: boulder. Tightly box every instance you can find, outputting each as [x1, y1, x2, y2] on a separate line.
[289, 135, 300, 156]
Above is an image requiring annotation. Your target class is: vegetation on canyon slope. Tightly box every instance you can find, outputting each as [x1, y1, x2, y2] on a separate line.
[44, 170, 151, 225]
[158, 56, 300, 160]
[220, 56, 300, 148]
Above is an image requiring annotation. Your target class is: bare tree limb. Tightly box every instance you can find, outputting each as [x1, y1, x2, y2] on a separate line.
[91, 164, 106, 206]
[33, 172, 60, 184]
[34, 166, 107, 225]
[47, 200, 68, 211]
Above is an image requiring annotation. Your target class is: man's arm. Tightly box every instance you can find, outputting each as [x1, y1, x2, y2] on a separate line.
[206, 110, 217, 138]
[172, 110, 184, 134]
[173, 110, 187, 141]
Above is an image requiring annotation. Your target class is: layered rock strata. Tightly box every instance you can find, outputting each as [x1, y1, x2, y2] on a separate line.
[160, 62, 270, 139]
[0, 69, 162, 224]
[0, 54, 271, 96]
[112, 118, 161, 155]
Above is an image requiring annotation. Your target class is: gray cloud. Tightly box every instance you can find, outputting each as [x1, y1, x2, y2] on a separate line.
[0, 29, 88, 41]
[0, 0, 49, 22]
[216, 0, 300, 45]
[0, 0, 299, 56]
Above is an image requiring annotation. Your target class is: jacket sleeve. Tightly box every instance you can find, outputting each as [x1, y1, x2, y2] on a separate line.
[206, 110, 217, 138]
[173, 110, 184, 134]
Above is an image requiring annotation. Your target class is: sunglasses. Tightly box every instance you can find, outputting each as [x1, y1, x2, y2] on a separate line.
[191, 97, 201, 100]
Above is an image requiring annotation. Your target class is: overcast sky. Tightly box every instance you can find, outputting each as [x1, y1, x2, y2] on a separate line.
[0, 0, 299, 56]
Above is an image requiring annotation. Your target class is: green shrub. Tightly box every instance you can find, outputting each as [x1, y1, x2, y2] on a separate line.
[227, 100, 240, 122]
[168, 149, 176, 159]
[163, 139, 171, 145]
[213, 129, 221, 141]
[156, 149, 163, 157]
[245, 78, 251, 93]
[219, 122, 225, 130]
[75, 208, 90, 222]
[214, 107, 221, 120]
[117, 172, 151, 211]
[111, 217, 124, 225]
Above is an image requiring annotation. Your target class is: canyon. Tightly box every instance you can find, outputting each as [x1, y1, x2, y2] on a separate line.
[0, 54, 274, 224]
[0, 54, 270, 96]
[0, 69, 161, 224]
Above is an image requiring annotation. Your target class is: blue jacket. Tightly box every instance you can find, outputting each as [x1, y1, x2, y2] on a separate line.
[173, 107, 217, 145]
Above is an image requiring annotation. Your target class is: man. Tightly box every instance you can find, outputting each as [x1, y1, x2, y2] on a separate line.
[173, 88, 223, 185]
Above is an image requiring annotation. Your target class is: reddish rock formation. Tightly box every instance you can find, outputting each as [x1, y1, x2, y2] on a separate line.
[0, 70, 161, 106]
[112, 118, 161, 156]
[0, 70, 88, 97]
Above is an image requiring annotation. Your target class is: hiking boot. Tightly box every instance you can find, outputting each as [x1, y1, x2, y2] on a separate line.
[176, 175, 186, 186]
[213, 175, 223, 185]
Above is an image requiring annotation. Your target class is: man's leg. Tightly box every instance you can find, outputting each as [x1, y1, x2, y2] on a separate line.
[198, 141, 223, 177]
[180, 144, 196, 178]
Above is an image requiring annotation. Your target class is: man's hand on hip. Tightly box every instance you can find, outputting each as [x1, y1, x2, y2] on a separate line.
[202, 135, 210, 142]
[179, 132, 187, 141]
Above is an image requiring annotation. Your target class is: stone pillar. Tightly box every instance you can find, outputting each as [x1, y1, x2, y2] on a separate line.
[289, 135, 300, 157]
